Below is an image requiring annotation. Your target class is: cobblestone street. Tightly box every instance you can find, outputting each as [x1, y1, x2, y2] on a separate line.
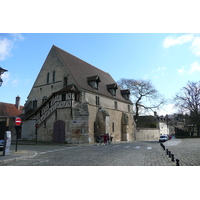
[1, 140, 175, 166]
[1, 138, 200, 166]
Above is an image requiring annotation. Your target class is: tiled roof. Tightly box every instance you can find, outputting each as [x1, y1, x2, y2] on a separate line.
[54, 45, 132, 104]
[0, 102, 23, 117]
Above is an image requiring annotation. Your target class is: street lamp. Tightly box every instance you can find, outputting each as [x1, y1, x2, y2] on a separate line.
[0, 67, 8, 87]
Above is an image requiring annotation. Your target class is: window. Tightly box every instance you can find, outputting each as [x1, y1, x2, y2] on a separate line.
[74, 93, 79, 101]
[42, 96, 47, 103]
[53, 71, 55, 82]
[63, 77, 68, 86]
[62, 94, 66, 101]
[47, 73, 49, 84]
[114, 101, 118, 109]
[107, 83, 118, 96]
[49, 101, 51, 108]
[55, 110, 57, 119]
[121, 90, 130, 100]
[96, 96, 100, 105]
[87, 75, 101, 90]
[112, 122, 114, 132]
[33, 100, 37, 108]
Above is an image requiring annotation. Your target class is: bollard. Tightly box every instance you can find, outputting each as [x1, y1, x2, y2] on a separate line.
[176, 159, 180, 166]
[171, 154, 175, 162]
[166, 149, 169, 155]
[168, 151, 171, 158]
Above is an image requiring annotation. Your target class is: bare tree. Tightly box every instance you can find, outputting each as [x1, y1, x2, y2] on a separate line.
[117, 78, 166, 121]
[173, 81, 200, 136]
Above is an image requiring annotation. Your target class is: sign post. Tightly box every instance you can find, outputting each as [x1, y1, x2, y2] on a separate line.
[15, 117, 22, 152]
[35, 123, 38, 144]
[3, 131, 11, 156]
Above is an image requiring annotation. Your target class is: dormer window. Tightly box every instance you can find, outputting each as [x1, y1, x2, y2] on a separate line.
[87, 75, 101, 90]
[107, 83, 118, 96]
[120, 89, 130, 100]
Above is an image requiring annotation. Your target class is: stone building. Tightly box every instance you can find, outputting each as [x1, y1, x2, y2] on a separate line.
[22, 45, 135, 144]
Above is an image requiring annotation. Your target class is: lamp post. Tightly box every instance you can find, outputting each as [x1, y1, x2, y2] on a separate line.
[0, 67, 8, 87]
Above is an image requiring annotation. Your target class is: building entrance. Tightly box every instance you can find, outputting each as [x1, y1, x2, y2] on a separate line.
[53, 120, 65, 143]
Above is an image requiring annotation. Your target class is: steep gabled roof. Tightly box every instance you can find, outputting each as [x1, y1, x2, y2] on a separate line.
[54, 45, 132, 104]
[0, 102, 23, 117]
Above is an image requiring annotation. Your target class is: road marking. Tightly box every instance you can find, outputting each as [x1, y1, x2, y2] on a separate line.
[135, 146, 141, 149]
[147, 147, 152, 150]
[113, 145, 121, 148]
[39, 152, 47, 155]
[166, 140, 181, 146]
[38, 147, 77, 155]
[33, 159, 50, 165]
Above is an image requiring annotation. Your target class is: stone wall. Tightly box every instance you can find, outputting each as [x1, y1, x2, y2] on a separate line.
[135, 128, 160, 141]
[27, 47, 76, 108]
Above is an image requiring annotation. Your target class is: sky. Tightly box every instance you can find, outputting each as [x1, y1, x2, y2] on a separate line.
[1, 33, 200, 115]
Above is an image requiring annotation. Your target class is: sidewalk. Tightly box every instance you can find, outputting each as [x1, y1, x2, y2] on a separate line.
[0, 140, 98, 165]
[162, 138, 200, 166]
[0, 149, 37, 164]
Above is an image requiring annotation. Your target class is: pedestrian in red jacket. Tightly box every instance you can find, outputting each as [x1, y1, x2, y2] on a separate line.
[103, 134, 107, 144]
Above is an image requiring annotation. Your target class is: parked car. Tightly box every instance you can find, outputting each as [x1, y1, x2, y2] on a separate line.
[0, 140, 4, 151]
[159, 135, 169, 143]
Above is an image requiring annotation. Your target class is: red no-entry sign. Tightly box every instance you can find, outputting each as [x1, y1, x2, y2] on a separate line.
[15, 117, 22, 126]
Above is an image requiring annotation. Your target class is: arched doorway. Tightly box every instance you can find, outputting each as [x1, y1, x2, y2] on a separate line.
[53, 120, 65, 143]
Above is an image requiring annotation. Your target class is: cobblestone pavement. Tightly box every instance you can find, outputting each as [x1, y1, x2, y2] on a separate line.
[1, 141, 176, 166]
[162, 138, 200, 166]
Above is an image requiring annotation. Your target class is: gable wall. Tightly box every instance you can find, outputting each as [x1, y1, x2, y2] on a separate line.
[27, 47, 77, 107]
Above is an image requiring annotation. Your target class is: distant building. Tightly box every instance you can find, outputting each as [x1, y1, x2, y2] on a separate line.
[0, 96, 23, 140]
[22, 45, 135, 143]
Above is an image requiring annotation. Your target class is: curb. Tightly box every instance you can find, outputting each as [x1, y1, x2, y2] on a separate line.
[0, 151, 38, 164]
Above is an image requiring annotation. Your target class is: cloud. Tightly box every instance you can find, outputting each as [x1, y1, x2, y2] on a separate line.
[189, 61, 200, 74]
[163, 34, 194, 48]
[0, 33, 24, 61]
[10, 33, 25, 41]
[1, 72, 11, 86]
[176, 66, 185, 74]
[176, 62, 200, 74]
[12, 79, 19, 87]
[157, 67, 166, 71]
[157, 103, 177, 115]
[190, 37, 200, 56]
[0, 38, 13, 61]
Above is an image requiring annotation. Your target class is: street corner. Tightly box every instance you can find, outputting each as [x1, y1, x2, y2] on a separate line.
[0, 150, 38, 164]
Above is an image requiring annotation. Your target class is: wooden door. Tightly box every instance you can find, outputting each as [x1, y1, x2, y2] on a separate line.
[53, 120, 65, 143]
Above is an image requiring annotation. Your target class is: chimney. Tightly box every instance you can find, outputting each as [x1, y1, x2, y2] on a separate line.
[15, 95, 20, 110]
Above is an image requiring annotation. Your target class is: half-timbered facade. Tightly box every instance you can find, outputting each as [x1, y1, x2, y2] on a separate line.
[22, 45, 135, 143]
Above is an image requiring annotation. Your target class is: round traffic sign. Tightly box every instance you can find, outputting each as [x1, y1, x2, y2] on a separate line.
[15, 117, 22, 126]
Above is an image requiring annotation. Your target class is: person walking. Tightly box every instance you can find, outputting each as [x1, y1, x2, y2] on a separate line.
[103, 133, 107, 145]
